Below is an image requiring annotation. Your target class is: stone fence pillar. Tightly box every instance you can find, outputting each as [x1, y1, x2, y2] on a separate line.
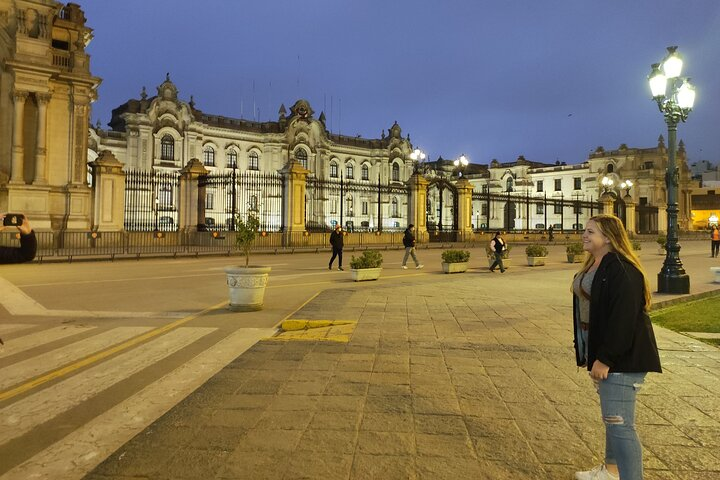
[178, 158, 208, 232]
[90, 150, 126, 231]
[455, 177, 474, 241]
[407, 172, 429, 240]
[601, 192, 615, 215]
[623, 194, 636, 235]
[280, 160, 310, 239]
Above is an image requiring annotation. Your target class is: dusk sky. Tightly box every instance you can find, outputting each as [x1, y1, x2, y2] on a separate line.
[82, 1, 720, 167]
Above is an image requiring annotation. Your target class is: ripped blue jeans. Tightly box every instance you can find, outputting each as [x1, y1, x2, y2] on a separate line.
[597, 372, 647, 480]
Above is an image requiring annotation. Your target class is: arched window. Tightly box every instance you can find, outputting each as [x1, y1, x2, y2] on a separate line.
[392, 163, 400, 181]
[295, 149, 308, 168]
[203, 146, 215, 166]
[248, 151, 259, 170]
[159, 183, 173, 208]
[361, 164, 369, 181]
[391, 197, 399, 217]
[346, 163, 354, 179]
[346, 195, 354, 215]
[330, 161, 338, 178]
[506, 177, 514, 192]
[227, 150, 237, 168]
[161, 135, 174, 161]
[607, 163, 614, 173]
[249, 195, 259, 211]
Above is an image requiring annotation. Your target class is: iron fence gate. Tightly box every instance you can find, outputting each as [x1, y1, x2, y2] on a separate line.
[200, 171, 284, 232]
[124, 170, 180, 231]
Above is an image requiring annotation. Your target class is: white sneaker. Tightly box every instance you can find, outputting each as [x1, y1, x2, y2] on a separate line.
[416, 264, 424, 269]
[575, 465, 619, 480]
[401, 265, 408, 269]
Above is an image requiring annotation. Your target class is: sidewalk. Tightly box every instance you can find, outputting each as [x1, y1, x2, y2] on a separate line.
[85, 259, 720, 480]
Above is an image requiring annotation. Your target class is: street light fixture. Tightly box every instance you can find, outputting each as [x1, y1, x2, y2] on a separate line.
[601, 176, 614, 194]
[648, 45, 695, 294]
[410, 148, 426, 174]
[620, 180, 633, 196]
[453, 154, 469, 178]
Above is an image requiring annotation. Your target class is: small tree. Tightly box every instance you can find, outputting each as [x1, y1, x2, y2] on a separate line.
[234, 213, 260, 268]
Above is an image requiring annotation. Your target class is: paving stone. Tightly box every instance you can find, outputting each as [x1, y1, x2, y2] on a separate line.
[284, 452, 354, 480]
[296, 429, 357, 454]
[218, 450, 290, 479]
[356, 431, 415, 455]
[349, 454, 415, 480]
[254, 409, 315, 430]
[233, 429, 303, 452]
[360, 412, 414, 433]
[415, 432, 476, 458]
[308, 410, 362, 431]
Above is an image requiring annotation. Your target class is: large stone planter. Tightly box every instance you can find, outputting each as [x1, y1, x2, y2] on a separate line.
[711, 267, 720, 283]
[442, 262, 469, 274]
[657, 247, 666, 255]
[350, 267, 382, 282]
[526, 256, 546, 267]
[225, 266, 271, 311]
[567, 254, 584, 263]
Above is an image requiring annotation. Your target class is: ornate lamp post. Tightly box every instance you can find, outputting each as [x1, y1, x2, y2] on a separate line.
[453, 154, 469, 178]
[601, 176, 614, 194]
[410, 148, 426, 173]
[620, 180, 633, 196]
[648, 46, 695, 294]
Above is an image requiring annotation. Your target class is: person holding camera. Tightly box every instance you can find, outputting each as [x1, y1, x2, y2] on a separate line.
[0, 213, 37, 264]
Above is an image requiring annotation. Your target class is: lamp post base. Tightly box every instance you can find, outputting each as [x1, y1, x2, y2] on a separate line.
[657, 272, 690, 294]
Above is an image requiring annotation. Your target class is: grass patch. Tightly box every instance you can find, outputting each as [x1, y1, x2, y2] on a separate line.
[651, 294, 720, 346]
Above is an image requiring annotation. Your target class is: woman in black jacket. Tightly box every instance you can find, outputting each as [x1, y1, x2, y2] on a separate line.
[0, 214, 37, 264]
[572, 215, 661, 480]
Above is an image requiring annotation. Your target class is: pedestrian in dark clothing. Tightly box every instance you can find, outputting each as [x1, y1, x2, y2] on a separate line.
[548, 225, 555, 242]
[328, 225, 344, 270]
[489, 231, 506, 273]
[401, 224, 423, 269]
[572, 214, 661, 480]
[710, 225, 719, 258]
[0, 214, 37, 264]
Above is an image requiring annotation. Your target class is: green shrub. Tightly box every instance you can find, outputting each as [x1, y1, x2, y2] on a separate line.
[566, 242, 584, 255]
[350, 250, 383, 269]
[441, 249, 471, 263]
[525, 244, 548, 257]
[656, 235, 666, 248]
[234, 213, 259, 268]
[632, 240, 642, 251]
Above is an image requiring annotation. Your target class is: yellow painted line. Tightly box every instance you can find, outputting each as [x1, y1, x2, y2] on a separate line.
[281, 319, 356, 331]
[0, 299, 229, 402]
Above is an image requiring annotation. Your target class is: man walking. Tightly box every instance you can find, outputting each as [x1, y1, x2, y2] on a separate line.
[489, 231, 507, 273]
[401, 224, 424, 270]
[329, 224, 344, 271]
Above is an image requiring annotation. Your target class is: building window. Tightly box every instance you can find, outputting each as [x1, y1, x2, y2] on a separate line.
[607, 164, 614, 173]
[506, 177, 514, 192]
[554, 203, 563, 214]
[161, 135, 174, 161]
[574, 177, 582, 190]
[392, 163, 400, 181]
[391, 197, 399, 217]
[361, 164, 369, 181]
[536, 203, 544, 214]
[330, 198, 337, 214]
[249, 195, 259, 211]
[346, 164, 354, 179]
[573, 204, 582, 214]
[206, 192, 214, 210]
[227, 150, 237, 168]
[346, 195, 353, 215]
[481, 184, 488, 193]
[330, 161, 338, 178]
[159, 183, 173, 208]
[295, 149, 308, 168]
[362, 201, 368, 215]
[203, 146, 215, 166]
[481, 204, 488, 216]
[554, 179, 562, 191]
[248, 151, 259, 170]
[536, 180, 544, 192]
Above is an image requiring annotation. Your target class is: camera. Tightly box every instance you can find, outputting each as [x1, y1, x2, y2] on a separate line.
[3, 214, 24, 227]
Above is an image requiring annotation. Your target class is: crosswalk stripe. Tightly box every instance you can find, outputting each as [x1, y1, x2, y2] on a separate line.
[0, 326, 95, 359]
[0, 327, 215, 446]
[0, 327, 153, 391]
[0, 327, 276, 480]
[0, 324, 35, 336]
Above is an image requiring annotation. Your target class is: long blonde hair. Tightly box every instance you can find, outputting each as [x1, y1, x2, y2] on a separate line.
[578, 214, 651, 310]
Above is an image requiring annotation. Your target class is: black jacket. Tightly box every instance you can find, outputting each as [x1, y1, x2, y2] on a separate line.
[573, 252, 662, 373]
[402, 229, 415, 248]
[329, 230, 344, 249]
[0, 231, 37, 264]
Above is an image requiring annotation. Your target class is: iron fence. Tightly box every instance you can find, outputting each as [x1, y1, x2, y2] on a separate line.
[124, 170, 180, 231]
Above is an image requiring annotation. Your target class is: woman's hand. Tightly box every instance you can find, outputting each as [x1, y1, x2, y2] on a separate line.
[589, 360, 610, 381]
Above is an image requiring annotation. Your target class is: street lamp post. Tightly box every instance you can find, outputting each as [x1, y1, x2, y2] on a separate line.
[410, 148, 426, 174]
[620, 180, 633, 197]
[648, 46, 695, 294]
[453, 154, 469, 178]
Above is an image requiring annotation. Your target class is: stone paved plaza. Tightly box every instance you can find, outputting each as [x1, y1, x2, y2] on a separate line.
[85, 262, 720, 480]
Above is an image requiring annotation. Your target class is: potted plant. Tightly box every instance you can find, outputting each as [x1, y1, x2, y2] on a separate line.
[224, 213, 271, 311]
[656, 235, 666, 255]
[525, 244, 548, 266]
[566, 242, 585, 263]
[632, 239, 642, 252]
[441, 249, 471, 274]
[350, 249, 383, 281]
[485, 244, 512, 269]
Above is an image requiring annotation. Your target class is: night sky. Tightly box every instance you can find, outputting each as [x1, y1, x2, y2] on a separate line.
[82, 1, 720, 167]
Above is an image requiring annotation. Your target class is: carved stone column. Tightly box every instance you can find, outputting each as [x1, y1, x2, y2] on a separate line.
[71, 101, 90, 184]
[455, 177, 474, 241]
[407, 172, 430, 240]
[10, 90, 28, 184]
[601, 192, 614, 215]
[280, 159, 310, 237]
[623, 194, 636, 235]
[178, 158, 209, 232]
[89, 150, 126, 231]
[34, 92, 51, 184]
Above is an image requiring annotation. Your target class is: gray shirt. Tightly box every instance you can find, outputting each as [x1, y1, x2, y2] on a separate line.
[573, 268, 596, 325]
